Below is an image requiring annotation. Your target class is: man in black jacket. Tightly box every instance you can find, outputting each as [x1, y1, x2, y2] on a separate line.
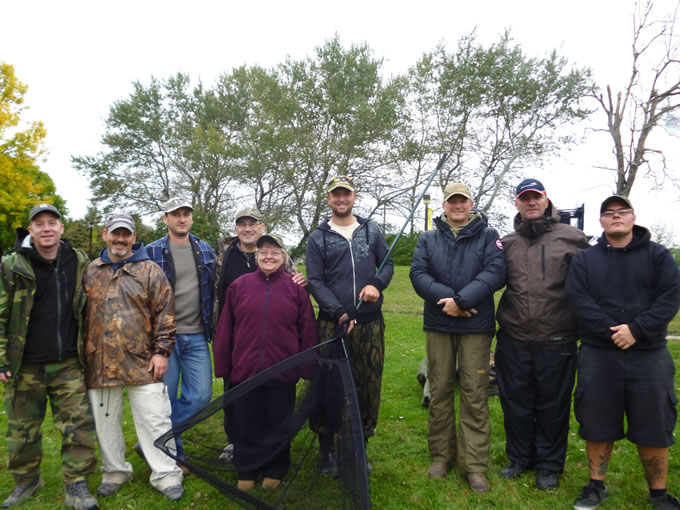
[566, 195, 680, 510]
[306, 175, 394, 474]
[410, 183, 506, 492]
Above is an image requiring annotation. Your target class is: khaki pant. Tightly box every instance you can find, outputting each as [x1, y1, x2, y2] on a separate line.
[426, 331, 491, 473]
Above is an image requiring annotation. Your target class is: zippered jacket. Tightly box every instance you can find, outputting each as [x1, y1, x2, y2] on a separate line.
[146, 233, 214, 340]
[410, 212, 506, 334]
[84, 244, 176, 388]
[306, 216, 394, 324]
[496, 203, 590, 344]
[0, 230, 88, 377]
[212, 266, 317, 384]
[566, 225, 680, 350]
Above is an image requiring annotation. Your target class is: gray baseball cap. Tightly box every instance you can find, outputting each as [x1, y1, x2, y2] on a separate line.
[164, 197, 193, 214]
[106, 213, 136, 233]
[29, 204, 61, 221]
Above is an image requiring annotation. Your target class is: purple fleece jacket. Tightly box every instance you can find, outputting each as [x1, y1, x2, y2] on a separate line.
[213, 266, 317, 383]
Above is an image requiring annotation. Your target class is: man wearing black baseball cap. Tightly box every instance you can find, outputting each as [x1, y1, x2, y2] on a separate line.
[567, 196, 680, 510]
[495, 178, 590, 490]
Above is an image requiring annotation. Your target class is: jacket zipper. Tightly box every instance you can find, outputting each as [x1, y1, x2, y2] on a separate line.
[259, 276, 271, 371]
[54, 254, 63, 360]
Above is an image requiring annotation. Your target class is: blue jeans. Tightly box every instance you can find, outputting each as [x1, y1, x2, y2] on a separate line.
[164, 332, 213, 458]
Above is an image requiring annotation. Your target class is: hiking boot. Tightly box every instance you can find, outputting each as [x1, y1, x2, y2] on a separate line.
[467, 472, 490, 493]
[573, 482, 608, 510]
[536, 469, 558, 490]
[237, 480, 255, 492]
[160, 484, 184, 501]
[64, 480, 99, 510]
[427, 462, 448, 479]
[96, 482, 122, 498]
[649, 492, 680, 510]
[500, 462, 526, 479]
[262, 478, 281, 490]
[2, 476, 44, 508]
[320, 448, 339, 478]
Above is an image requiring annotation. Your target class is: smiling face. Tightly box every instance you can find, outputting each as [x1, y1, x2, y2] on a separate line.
[235, 217, 266, 252]
[163, 207, 193, 240]
[28, 212, 64, 255]
[326, 188, 356, 219]
[102, 227, 137, 262]
[256, 241, 285, 276]
[515, 191, 549, 221]
[600, 200, 636, 244]
[443, 195, 473, 227]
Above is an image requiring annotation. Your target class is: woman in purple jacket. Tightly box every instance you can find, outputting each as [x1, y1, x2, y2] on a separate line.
[213, 234, 317, 492]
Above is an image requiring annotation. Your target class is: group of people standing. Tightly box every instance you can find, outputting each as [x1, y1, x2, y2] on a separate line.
[0, 173, 678, 510]
[413, 179, 680, 510]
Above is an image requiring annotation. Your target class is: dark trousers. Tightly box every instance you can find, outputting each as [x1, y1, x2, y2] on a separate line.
[226, 381, 296, 480]
[495, 331, 577, 473]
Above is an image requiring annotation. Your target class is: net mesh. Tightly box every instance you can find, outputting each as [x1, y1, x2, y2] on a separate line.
[154, 325, 370, 510]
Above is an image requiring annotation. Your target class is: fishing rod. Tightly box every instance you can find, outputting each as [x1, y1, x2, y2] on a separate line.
[356, 152, 448, 311]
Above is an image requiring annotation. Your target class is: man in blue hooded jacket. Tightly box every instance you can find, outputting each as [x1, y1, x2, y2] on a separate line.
[410, 182, 506, 493]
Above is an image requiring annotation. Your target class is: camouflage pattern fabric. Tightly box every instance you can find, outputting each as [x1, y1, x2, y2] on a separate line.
[3, 357, 96, 484]
[83, 258, 176, 388]
[318, 318, 385, 438]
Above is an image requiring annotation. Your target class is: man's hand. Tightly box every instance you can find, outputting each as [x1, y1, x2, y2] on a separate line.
[338, 313, 355, 335]
[0, 370, 11, 384]
[291, 272, 308, 288]
[147, 354, 168, 380]
[437, 297, 478, 318]
[610, 324, 637, 350]
[359, 285, 380, 303]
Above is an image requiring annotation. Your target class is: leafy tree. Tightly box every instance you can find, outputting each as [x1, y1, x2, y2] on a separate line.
[592, 0, 680, 196]
[0, 62, 66, 254]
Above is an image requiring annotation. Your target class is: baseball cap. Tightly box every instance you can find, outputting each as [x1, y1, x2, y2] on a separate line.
[106, 213, 136, 233]
[164, 197, 193, 213]
[515, 178, 546, 198]
[29, 204, 61, 221]
[235, 207, 263, 223]
[327, 175, 355, 193]
[443, 182, 472, 201]
[600, 195, 634, 214]
[256, 234, 284, 249]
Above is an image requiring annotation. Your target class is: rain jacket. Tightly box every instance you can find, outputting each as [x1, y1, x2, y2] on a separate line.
[84, 243, 176, 388]
[306, 216, 394, 324]
[0, 230, 88, 378]
[213, 266, 317, 384]
[566, 225, 680, 351]
[496, 203, 590, 344]
[410, 212, 506, 334]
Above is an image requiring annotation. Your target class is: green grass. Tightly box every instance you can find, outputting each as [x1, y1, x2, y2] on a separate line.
[2, 265, 680, 508]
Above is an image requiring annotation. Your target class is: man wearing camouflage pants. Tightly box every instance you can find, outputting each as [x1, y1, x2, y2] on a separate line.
[0, 204, 98, 509]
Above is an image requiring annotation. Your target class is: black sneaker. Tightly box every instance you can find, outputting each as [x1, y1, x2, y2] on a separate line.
[2, 476, 44, 508]
[500, 462, 526, 479]
[573, 482, 608, 510]
[536, 469, 558, 490]
[649, 492, 680, 510]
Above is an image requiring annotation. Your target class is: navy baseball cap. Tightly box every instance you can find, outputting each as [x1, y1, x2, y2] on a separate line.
[515, 178, 546, 198]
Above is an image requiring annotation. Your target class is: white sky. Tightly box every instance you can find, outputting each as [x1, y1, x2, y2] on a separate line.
[2, 0, 679, 240]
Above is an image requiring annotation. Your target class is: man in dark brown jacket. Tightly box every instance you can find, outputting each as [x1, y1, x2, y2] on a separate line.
[84, 214, 184, 502]
[495, 179, 589, 490]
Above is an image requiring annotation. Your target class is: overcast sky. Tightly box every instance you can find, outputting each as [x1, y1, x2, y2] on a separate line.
[3, 0, 679, 239]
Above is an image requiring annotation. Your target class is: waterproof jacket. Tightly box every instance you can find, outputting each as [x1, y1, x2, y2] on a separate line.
[84, 244, 176, 388]
[211, 236, 299, 337]
[0, 231, 88, 378]
[146, 233, 214, 340]
[306, 216, 394, 324]
[213, 266, 317, 384]
[566, 225, 680, 351]
[497, 203, 590, 344]
[410, 212, 506, 334]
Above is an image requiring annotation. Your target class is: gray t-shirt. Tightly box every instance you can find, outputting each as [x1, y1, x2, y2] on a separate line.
[169, 242, 203, 334]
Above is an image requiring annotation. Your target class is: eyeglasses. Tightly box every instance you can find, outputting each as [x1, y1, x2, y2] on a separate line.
[236, 221, 260, 228]
[600, 208, 633, 218]
[258, 249, 283, 257]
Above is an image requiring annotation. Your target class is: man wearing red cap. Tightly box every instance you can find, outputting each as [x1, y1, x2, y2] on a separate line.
[495, 178, 589, 490]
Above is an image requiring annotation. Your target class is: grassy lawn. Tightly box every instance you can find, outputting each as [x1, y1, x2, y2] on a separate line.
[1, 265, 680, 508]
